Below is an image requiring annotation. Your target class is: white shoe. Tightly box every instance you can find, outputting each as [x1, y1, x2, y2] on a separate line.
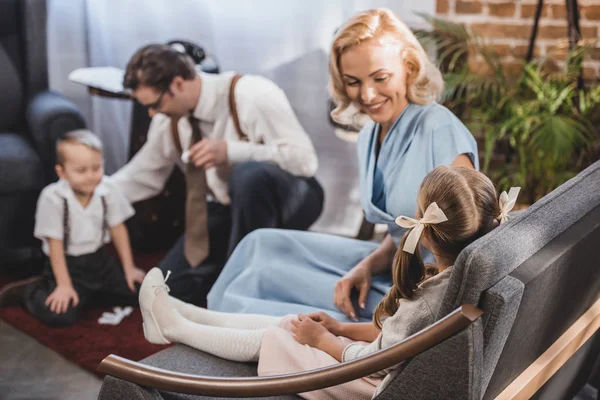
[139, 268, 172, 345]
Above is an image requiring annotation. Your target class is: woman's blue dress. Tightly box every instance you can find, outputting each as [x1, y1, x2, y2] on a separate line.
[207, 103, 478, 321]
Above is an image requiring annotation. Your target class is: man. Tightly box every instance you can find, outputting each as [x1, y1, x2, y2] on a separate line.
[111, 44, 324, 305]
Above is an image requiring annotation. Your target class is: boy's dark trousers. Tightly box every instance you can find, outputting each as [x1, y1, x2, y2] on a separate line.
[23, 247, 138, 327]
[158, 161, 324, 305]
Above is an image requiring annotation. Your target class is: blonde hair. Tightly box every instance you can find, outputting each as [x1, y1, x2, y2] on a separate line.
[329, 8, 444, 125]
[373, 166, 500, 329]
[56, 129, 103, 165]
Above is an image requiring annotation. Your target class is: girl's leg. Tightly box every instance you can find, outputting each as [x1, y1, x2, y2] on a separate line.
[145, 268, 282, 329]
[140, 268, 277, 362]
[168, 295, 281, 329]
[149, 286, 264, 362]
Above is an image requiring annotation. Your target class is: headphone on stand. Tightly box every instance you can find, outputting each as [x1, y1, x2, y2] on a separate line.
[167, 40, 220, 74]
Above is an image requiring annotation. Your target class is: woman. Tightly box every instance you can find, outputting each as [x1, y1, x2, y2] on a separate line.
[207, 8, 477, 321]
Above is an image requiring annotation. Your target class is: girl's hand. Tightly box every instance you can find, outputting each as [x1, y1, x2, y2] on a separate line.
[125, 267, 146, 292]
[291, 314, 334, 348]
[45, 285, 79, 314]
[306, 311, 342, 336]
[334, 259, 373, 320]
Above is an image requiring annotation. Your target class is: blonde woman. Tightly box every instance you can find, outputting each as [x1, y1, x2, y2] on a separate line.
[207, 8, 478, 322]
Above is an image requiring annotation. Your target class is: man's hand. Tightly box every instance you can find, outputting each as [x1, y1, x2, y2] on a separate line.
[291, 314, 334, 348]
[45, 285, 79, 314]
[189, 139, 228, 169]
[124, 267, 146, 292]
[334, 259, 373, 321]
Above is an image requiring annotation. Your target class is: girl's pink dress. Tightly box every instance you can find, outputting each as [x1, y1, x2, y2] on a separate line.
[257, 315, 381, 400]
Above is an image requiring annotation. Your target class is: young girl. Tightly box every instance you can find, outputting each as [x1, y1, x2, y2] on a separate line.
[139, 165, 519, 399]
[23, 130, 146, 327]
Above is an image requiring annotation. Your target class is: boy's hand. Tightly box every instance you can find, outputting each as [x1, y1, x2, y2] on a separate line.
[125, 267, 146, 292]
[291, 314, 334, 348]
[45, 285, 79, 314]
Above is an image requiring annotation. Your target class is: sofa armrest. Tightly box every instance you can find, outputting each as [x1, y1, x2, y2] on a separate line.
[26, 90, 86, 181]
[98, 305, 483, 398]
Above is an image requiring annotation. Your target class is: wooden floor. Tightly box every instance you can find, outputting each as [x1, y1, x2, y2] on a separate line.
[0, 320, 101, 400]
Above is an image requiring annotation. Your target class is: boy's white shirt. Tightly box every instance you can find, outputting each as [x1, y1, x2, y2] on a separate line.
[34, 177, 134, 257]
[109, 71, 319, 206]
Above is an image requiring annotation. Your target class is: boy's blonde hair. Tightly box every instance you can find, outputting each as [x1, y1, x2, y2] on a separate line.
[56, 129, 103, 165]
[329, 8, 444, 125]
[374, 166, 500, 329]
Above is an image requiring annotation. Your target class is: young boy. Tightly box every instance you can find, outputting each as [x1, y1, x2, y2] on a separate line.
[23, 129, 146, 327]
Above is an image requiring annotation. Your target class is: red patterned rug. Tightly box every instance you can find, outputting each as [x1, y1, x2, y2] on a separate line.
[0, 250, 170, 376]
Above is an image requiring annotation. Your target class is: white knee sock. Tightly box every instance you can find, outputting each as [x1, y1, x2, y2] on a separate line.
[153, 291, 265, 362]
[166, 317, 265, 362]
[168, 296, 281, 330]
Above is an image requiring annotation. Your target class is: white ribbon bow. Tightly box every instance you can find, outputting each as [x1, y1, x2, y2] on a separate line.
[395, 202, 448, 254]
[498, 187, 521, 224]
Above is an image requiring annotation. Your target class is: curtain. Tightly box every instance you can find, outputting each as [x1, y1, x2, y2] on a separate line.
[47, 0, 435, 235]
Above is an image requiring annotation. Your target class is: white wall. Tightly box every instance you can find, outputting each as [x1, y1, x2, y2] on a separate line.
[47, 0, 436, 235]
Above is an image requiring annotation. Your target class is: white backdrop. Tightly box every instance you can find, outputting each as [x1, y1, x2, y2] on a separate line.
[47, 0, 435, 235]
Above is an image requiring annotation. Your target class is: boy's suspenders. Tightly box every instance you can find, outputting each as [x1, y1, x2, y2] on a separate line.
[170, 74, 249, 154]
[62, 197, 107, 252]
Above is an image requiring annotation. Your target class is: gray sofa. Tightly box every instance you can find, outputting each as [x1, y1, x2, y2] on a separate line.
[98, 159, 600, 399]
[0, 0, 86, 276]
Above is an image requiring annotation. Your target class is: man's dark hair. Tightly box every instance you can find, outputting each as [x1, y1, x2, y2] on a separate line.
[123, 44, 197, 92]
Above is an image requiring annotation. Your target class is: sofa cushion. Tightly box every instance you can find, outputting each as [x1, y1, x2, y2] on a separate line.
[0, 133, 44, 193]
[0, 0, 25, 132]
[98, 344, 302, 400]
[0, 37, 24, 132]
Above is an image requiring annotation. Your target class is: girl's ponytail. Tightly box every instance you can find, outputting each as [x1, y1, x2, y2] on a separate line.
[373, 229, 425, 329]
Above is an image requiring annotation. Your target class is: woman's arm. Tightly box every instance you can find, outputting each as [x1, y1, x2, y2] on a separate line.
[452, 154, 475, 169]
[363, 233, 396, 274]
[334, 234, 396, 320]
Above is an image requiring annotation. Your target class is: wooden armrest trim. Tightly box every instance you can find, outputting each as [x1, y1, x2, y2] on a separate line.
[98, 305, 482, 397]
[495, 295, 600, 400]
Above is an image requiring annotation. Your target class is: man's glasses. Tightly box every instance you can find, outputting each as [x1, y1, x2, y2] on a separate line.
[144, 89, 168, 111]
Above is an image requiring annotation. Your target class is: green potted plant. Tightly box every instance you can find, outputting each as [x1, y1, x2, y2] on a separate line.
[416, 15, 600, 205]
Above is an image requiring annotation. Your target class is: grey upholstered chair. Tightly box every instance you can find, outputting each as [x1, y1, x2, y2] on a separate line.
[97, 160, 600, 399]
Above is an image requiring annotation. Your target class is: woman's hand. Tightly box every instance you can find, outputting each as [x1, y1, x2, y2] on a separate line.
[291, 314, 335, 348]
[334, 259, 373, 320]
[306, 311, 342, 336]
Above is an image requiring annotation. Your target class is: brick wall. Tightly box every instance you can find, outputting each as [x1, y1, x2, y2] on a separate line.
[436, 0, 600, 80]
